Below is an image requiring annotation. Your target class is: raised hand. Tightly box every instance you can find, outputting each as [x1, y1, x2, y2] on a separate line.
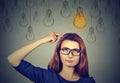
[46, 32, 63, 43]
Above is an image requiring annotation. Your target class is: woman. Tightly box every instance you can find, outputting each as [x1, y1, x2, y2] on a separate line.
[8, 32, 96, 83]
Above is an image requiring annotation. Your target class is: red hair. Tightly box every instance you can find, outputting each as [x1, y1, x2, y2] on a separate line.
[48, 33, 89, 77]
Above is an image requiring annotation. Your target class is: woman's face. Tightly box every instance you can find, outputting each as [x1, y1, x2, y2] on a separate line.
[60, 40, 80, 68]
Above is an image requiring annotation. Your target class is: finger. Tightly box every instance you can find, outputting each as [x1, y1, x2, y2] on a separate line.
[50, 37, 57, 43]
[55, 32, 63, 37]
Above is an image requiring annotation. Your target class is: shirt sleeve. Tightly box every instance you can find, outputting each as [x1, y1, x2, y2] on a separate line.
[13, 60, 51, 83]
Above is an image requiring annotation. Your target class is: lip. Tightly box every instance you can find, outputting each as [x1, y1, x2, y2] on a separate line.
[66, 60, 74, 63]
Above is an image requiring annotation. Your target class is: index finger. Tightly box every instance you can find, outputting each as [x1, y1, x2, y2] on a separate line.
[55, 32, 63, 37]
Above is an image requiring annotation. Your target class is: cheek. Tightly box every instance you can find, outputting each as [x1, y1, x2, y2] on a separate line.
[60, 53, 66, 63]
[74, 56, 80, 64]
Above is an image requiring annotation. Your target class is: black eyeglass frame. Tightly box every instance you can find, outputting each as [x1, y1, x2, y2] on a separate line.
[60, 47, 82, 56]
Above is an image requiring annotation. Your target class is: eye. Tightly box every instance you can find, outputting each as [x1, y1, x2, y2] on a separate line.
[74, 49, 80, 52]
[72, 49, 80, 53]
[61, 47, 69, 52]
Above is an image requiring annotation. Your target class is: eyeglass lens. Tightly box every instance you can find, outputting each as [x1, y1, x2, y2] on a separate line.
[60, 47, 81, 56]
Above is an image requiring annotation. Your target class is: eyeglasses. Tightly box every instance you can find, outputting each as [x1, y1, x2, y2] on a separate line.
[60, 47, 81, 56]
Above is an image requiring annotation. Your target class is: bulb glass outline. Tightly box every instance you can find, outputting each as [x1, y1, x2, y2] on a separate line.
[43, 9, 54, 27]
[19, 12, 28, 27]
[26, 26, 35, 41]
[90, 0, 101, 18]
[60, 0, 71, 18]
[112, 11, 120, 28]
[96, 16, 105, 32]
[12, 0, 21, 13]
[25, 0, 35, 8]
[86, 27, 96, 43]
[33, 10, 40, 22]
[3, 17, 12, 32]
[73, 6, 87, 29]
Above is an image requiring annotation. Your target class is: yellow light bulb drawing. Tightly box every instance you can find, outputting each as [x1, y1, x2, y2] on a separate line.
[73, 6, 87, 29]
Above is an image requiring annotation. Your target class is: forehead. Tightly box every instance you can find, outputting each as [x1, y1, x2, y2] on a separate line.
[61, 40, 79, 49]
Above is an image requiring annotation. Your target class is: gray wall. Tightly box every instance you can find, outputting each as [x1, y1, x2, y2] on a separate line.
[0, 0, 120, 83]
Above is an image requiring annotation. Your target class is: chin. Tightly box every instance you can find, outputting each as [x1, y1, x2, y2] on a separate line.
[65, 63, 77, 67]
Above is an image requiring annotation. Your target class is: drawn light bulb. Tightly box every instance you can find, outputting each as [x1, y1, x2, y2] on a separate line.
[86, 27, 96, 43]
[26, 26, 35, 41]
[19, 12, 28, 27]
[73, 6, 87, 29]
[12, 0, 20, 13]
[3, 18, 12, 32]
[43, 9, 54, 27]
[98, 0, 105, 9]
[60, 0, 71, 18]
[78, 0, 88, 6]
[0, 1, 6, 21]
[25, 0, 34, 8]
[90, 0, 101, 18]
[79, 0, 85, 4]
[33, 0, 40, 22]
[40, 0, 46, 7]
[0, 8, 5, 21]
[96, 16, 105, 32]
[33, 10, 40, 22]
[72, 0, 77, 8]
[112, 11, 120, 28]
[105, 0, 112, 12]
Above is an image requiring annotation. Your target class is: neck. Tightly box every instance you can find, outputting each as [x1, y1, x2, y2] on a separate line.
[59, 65, 80, 81]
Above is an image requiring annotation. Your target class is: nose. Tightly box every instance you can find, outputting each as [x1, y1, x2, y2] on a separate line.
[68, 52, 73, 58]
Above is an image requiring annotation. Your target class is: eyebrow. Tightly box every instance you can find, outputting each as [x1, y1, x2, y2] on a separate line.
[61, 47, 80, 50]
